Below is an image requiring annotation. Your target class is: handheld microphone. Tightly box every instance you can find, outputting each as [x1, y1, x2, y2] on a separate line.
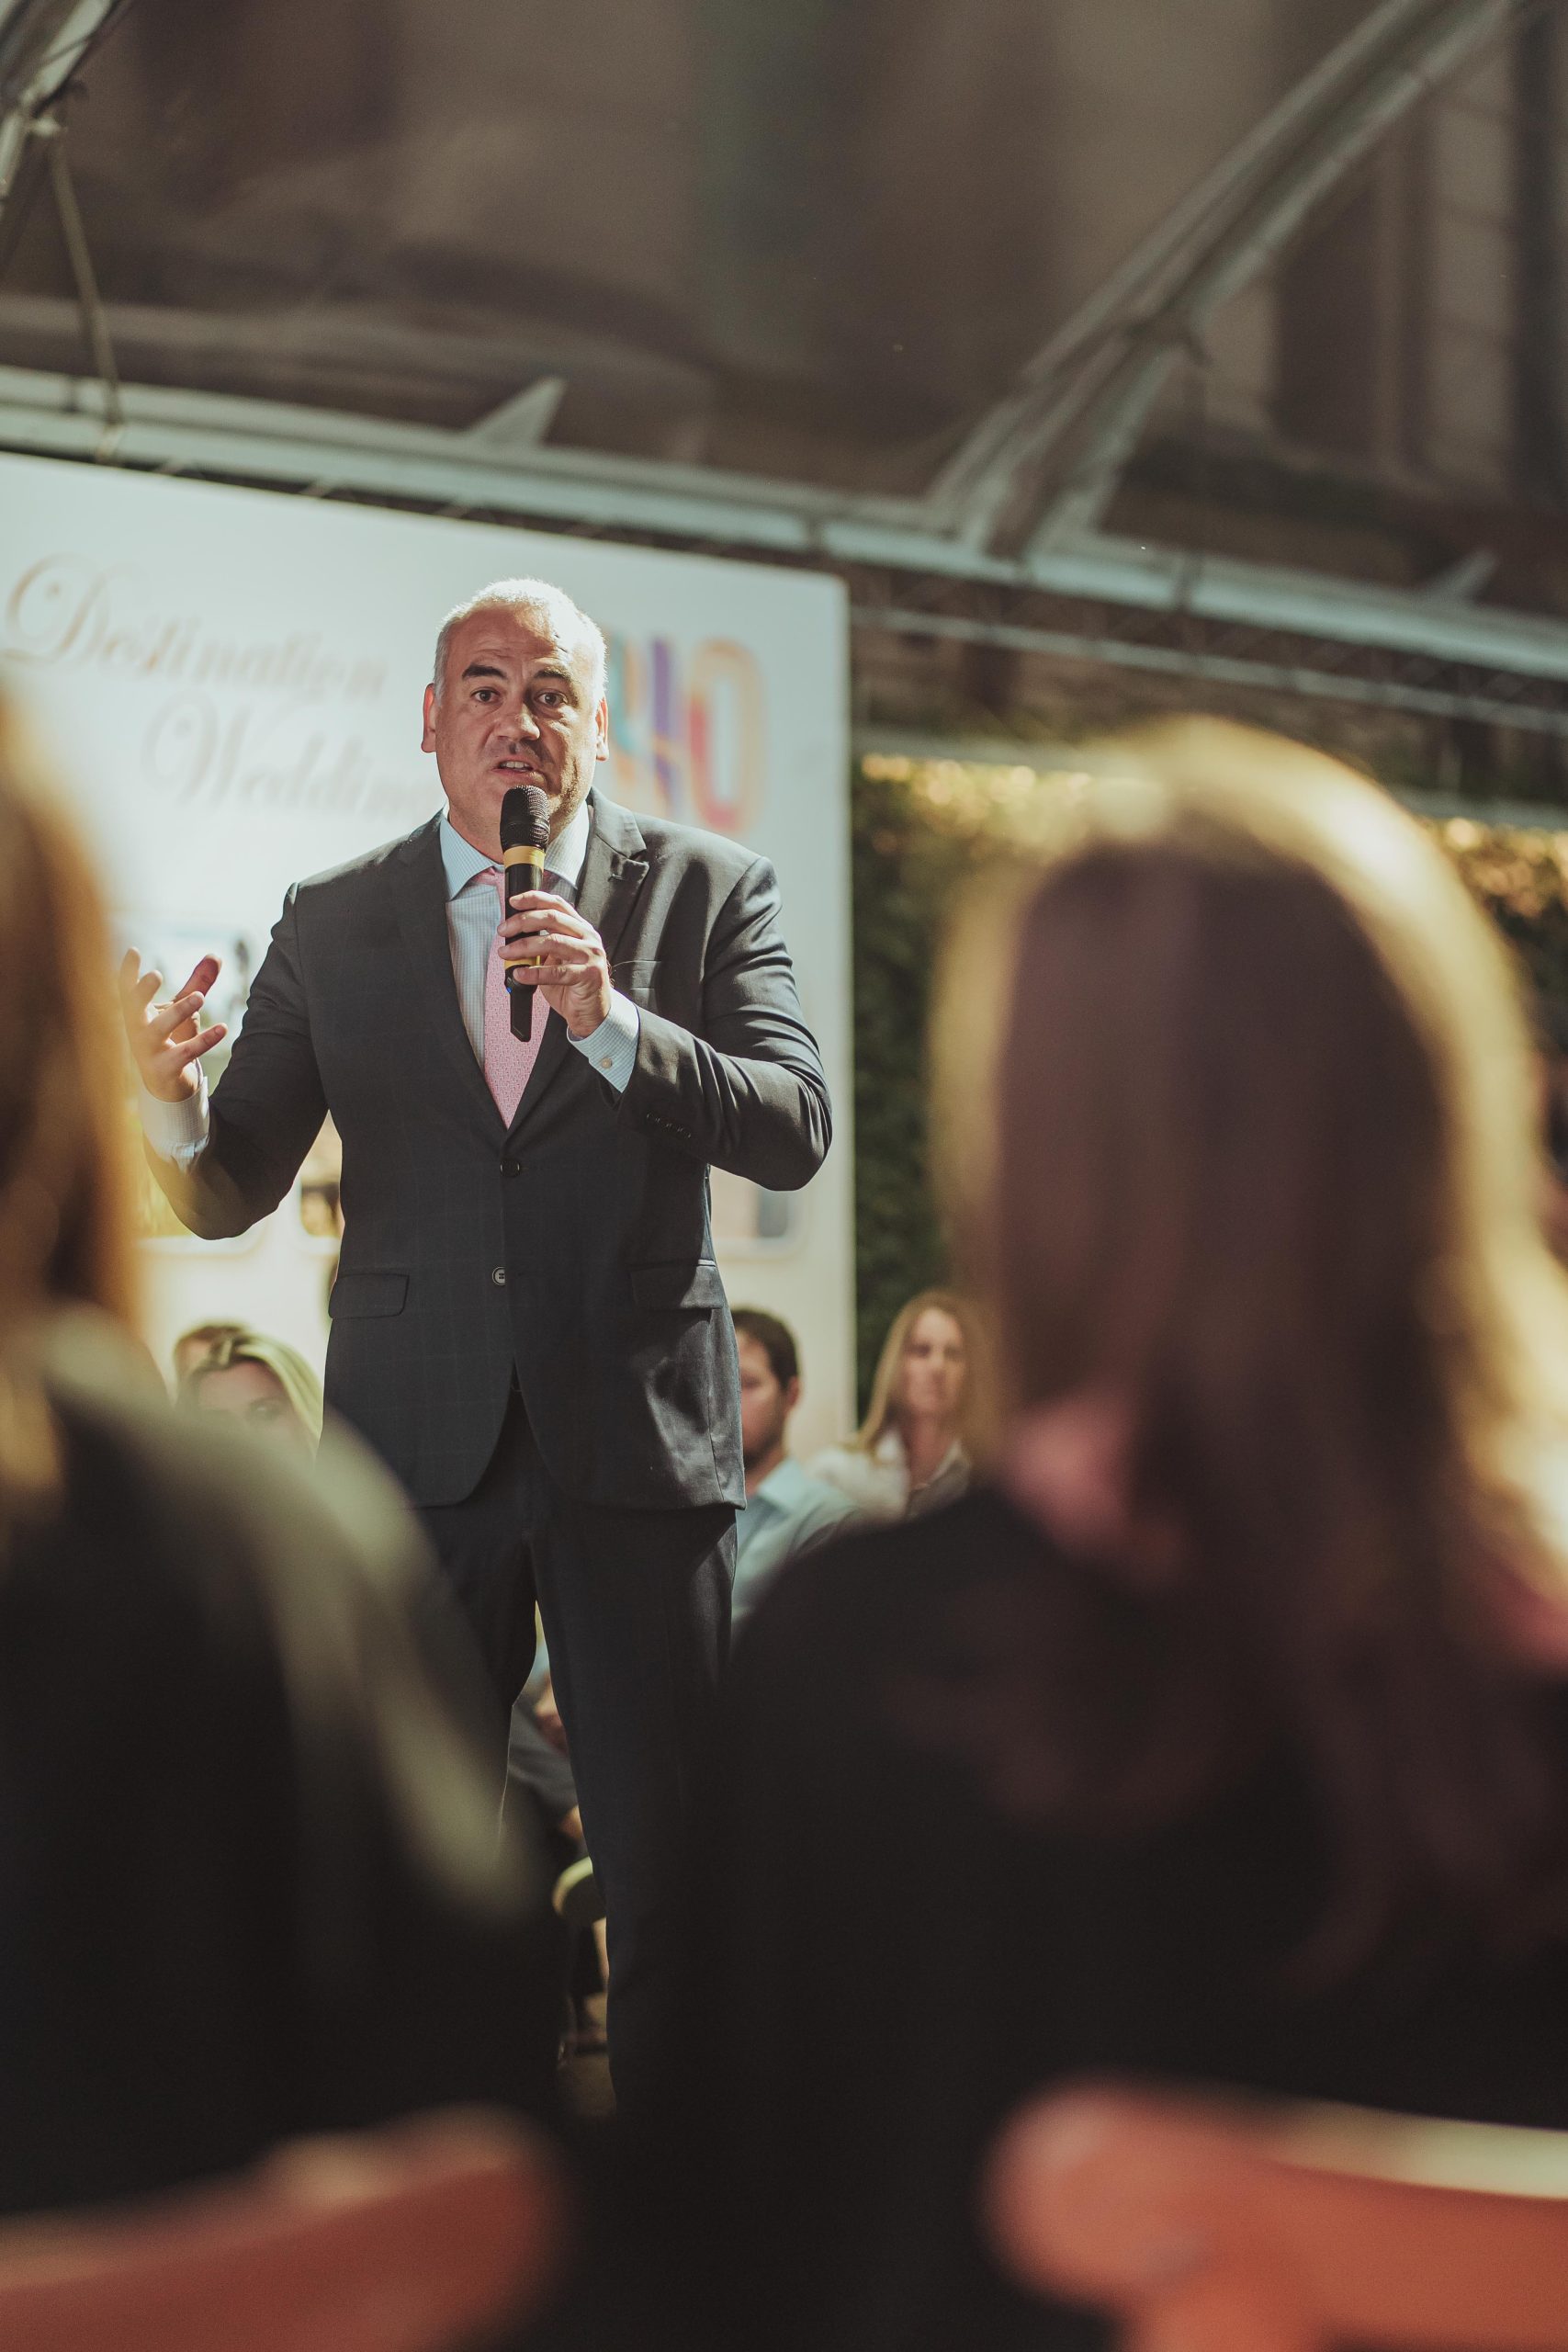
[499, 785, 550, 1041]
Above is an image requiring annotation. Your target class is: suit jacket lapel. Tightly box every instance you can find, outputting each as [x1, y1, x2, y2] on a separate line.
[511, 792, 650, 1136]
[391, 816, 505, 1136]
[575, 791, 651, 965]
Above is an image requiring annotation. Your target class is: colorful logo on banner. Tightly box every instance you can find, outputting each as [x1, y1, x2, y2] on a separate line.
[4, 555, 768, 835]
[605, 633, 766, 836]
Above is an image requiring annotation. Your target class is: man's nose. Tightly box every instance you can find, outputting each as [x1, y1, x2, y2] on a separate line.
[493, 699, 541, 741]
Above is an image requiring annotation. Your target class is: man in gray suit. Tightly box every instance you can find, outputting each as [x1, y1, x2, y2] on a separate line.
[120, 576, 830, 2098]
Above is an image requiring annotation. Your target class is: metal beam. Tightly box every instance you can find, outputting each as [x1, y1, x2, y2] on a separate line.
[0, 0, 123, 220]
[926, 0, 1517, 560]
[852, 601, 1568, 737]
[1421, 548, 1497, 598]
[5, 361, 1568, 689]
[0, 287, 710, 421]
[1025, 530, 1568, 680]
[467, 377, 567, 453]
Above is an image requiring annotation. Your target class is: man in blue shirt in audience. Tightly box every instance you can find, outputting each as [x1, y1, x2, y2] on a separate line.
[731, 1308, 857, 1627]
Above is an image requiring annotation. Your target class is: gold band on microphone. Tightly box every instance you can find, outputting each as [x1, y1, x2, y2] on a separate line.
[501, 842, 547, 974]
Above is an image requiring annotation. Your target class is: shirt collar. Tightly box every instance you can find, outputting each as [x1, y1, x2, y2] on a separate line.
[870, 1428, 967, 1483]
[744, 1457, 810, 1516]
[439, 793, 593, 903]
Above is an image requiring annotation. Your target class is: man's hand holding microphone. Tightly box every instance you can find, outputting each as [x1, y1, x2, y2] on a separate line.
[496, 782, 611, 1042]
[118, 952, 227, 1102]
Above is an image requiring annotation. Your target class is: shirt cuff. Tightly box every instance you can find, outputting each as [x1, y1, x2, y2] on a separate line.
[139, 1071, 210, 1170]
[569, 990, 639, 1094]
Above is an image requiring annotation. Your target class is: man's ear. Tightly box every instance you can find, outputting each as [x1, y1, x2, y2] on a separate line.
[783, 1376, 802, 1418]
[594, 695, 610, 763]
[421, 684, 438, 752]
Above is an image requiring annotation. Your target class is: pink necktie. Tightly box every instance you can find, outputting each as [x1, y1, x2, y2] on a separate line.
[481, 865, 545, 1124]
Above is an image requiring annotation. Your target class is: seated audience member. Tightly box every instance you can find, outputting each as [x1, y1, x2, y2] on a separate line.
[809, 1287, 978, 1520]
[507, 1669, 612, 2058]
[0, 694, 559, 2219]
[510, 1662, 582, 1847]
[639, 723, 1568, 2352]
[170, 1319, 246, 1389]
[730, 1307, 856, 1625]
[184, 1326, 324, 1451]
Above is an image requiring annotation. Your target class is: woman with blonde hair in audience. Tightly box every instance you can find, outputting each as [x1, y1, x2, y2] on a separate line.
[810, 1287, 981, 1519]
[184, 1325, 324, 1451]
[637, 721, 1568, 2352]
[0, 692, 558, 2218]
[169, 1318, 246, 1389]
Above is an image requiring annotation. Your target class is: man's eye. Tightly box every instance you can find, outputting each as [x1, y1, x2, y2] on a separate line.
[474, 687, 499, 702]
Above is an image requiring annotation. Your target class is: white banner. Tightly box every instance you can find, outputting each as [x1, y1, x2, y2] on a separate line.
[0, 451, 855, 1456]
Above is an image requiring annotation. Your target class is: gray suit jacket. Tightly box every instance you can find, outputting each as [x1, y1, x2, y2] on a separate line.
[151, 792, 830, 1509]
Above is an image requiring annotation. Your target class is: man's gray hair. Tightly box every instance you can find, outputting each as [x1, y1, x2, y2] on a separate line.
[430, 577, 608, 704]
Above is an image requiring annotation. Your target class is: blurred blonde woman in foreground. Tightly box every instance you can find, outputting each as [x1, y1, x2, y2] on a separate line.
[639, 723, 1568, 2352]
[810, 1287, 982, 1519]
[0, 695, 558, 2221]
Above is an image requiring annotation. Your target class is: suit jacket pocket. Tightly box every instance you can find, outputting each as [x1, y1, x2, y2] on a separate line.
[329, 1271, 409, 1318]
[630, 1260, 726, 1310]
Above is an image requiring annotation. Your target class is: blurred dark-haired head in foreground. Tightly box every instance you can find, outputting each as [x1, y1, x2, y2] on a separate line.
[644, 721, 1568, 2352]
[932, 718, 1568, 1955]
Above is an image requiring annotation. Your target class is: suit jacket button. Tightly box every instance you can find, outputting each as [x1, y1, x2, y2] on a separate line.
[501, 1157, 521, 1178]
[491, 1266, 507, 1286]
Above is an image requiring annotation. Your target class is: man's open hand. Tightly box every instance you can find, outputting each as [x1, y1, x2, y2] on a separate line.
[499, 890, 612, 1039]
[118, 951, 227, 1103]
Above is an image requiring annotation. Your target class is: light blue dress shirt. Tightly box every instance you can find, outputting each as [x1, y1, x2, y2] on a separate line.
[141, 798, 641, 1167]
[435, 799, 640, 1086]
[731, 1456, 859, 1628]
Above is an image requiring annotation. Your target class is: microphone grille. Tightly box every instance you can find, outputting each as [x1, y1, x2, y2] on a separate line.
[500, 784, 550, 851]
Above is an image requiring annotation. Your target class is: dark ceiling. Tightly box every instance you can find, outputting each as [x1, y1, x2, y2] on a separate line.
[4, 0, 1566, 637]
[0, 0, 1318, 491]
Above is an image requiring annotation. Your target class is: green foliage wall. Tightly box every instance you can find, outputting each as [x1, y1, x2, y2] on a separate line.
[851, 770, 943, 1409]
[1438, 820, 1568, 1026]
[849, 763, 1568, 1414]
[849, 760, 1001, 1408]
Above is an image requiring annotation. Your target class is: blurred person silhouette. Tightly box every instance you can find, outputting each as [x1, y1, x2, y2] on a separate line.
[0, 693, 559, 2221]
[169, 1319, 246, 1390]
[809, 1288, 979, 1520]
[184, 1327, 324, 1452]
[632, 722, 1568, 2352]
